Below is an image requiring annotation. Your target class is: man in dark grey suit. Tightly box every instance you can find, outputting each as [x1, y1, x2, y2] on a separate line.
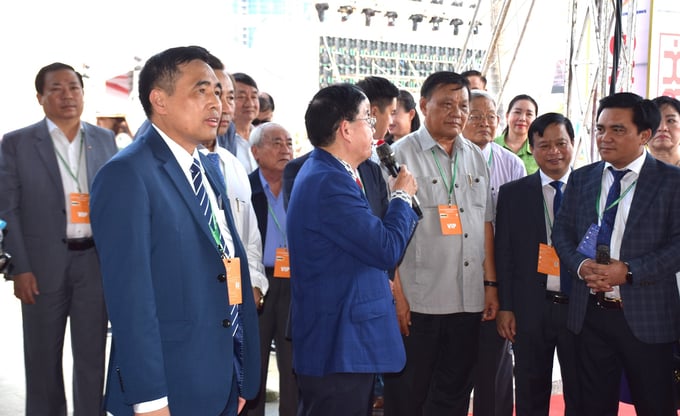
[0, 62, 117, 415]
[553, 92, 680, 415]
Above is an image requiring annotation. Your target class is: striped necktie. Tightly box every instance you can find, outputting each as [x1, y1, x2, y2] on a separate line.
[190, 158, 244, 388]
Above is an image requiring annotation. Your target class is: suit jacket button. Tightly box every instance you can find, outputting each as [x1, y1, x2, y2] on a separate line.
[217, 274, 226, 282]
[222, 319, 231, 328]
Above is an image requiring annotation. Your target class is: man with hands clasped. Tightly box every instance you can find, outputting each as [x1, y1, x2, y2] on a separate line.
[553, 92, 680, 416]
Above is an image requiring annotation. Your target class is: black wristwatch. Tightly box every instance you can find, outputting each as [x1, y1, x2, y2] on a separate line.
[623, 262, 633, 285]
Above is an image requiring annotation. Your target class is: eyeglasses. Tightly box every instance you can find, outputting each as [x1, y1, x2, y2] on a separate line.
[263, 138, 293, 149]
[468, 113, 498, 124]
[354, 116, 377, 129]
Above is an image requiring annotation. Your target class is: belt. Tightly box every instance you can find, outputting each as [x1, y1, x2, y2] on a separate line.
[590, 293, 623, 310]
[65, 238, 95, 251]
[546, 291, 569, 304]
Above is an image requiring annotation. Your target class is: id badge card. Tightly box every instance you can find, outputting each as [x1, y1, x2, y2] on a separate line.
[223, 257, 243, 305]
[274, 247, 291, 278]
[537, 243, 560, 275]
[70, 193, 90, 224]
[577, 223, 599, 259]
[438, 205, 463, 235]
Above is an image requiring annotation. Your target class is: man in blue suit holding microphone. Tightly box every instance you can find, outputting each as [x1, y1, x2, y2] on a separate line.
[287, 83, 419, 416]
[90, 46, 260, 416]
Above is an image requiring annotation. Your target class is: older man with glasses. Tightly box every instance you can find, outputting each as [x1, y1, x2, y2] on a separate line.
[463, 89, 525, 416]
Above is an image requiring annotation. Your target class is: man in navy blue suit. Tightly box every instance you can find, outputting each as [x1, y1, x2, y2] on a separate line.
[90, 46, 260, 416]
[287, 83, 419, 416]
[553, 92, 680, 415]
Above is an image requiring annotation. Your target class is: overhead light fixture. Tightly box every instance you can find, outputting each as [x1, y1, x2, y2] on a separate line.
[409, 14, 424, 31]
[338, 5, 355, 22]
[470, 20, 482, 34]
[362, 8, 378, 26]
[430, 16, 444, 31]
[451, 1, 463, 5]
[450, 18, 463, 35]
[385, 11, 398, 26]
[315, 3, 329, 22]
[431, 0, 444, 4]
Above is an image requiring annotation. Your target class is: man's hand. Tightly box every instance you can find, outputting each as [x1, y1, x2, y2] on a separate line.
[482, 286, 499, 321]
[136, 406, 170, 416]
[390, 165, 418, 197]
[392, 269, 411, 336]
[580, 258, 628, 292]
[253, 287, 264, 311]
[496, 311, 516, 343]
[238, 397, 246, 414]
[13, 272, 39, 304]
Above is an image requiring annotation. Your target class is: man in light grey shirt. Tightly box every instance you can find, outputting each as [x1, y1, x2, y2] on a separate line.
[383, 72, 498, 416]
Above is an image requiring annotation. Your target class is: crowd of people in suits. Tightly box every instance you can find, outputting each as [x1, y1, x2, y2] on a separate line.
[1, 45, 679, 416]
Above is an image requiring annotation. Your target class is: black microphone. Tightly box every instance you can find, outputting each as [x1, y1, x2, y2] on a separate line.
[376, 141, 423, 219]
[595, 245, 610, 265]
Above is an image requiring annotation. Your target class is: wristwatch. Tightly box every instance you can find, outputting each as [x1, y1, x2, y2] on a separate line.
[623, 262, 633, 285]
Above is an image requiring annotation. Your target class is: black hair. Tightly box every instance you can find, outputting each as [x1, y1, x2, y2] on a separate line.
[138, 46, 213, 118]
[461, 69, 487, 88]
[258, 92, 275, 112]
[528, 112, 575, 147]
[232, 72, 259, 90]
[420, 71, 469, 100]
[597, 92, 660, 136]
[398, 89, 420, 133]
[35, 62, 84, 95]
[355, 76, 399, 112]
[652, 95, 680, 118]
[501, 94, 539, 137]
[305, 83, 367, 148]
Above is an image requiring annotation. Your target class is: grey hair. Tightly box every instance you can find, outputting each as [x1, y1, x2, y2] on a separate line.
[469, 89, 497, 108]
[249, 122, 285, 147]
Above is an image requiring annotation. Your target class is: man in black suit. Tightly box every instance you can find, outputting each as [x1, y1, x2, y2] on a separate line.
[495, 112, 582, 415]
[246, 122, 297, 416]
[553, 92, 680, 415]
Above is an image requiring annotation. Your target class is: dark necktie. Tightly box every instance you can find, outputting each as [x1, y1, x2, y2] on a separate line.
[205, 152, 227, 192]
[190, 158, 244, 387]
[596, 168, 630, 247]
[549, 180, 570, 294]
[549, 180, 563, 218]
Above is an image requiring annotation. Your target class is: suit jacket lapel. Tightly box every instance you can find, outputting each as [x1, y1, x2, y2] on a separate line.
[527, 172, 548, 242]
[249, 169, 268, 243]
[583, 162, 606, 228]
[625, 154, 659, 235]
[33, 120, 65, 205]
[147, 130, 218, 249]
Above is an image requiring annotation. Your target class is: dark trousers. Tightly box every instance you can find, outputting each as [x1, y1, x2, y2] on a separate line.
[472, 320, 514, 416]
[576, 295, 677, 416]
[512, 299, 582, 416]
[383, 312, 481, 416]
[22, 249, 107, 416]
[296, 373, 374, 416]
[244, 274, 297, 416]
